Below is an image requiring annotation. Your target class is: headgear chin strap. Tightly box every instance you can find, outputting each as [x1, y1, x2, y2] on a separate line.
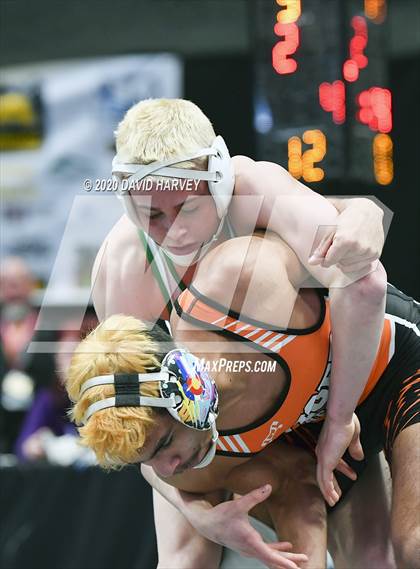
[79, 349, 219, 469]
[112, 136, 235, 266]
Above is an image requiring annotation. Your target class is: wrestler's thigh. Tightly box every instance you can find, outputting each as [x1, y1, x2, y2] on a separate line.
[153, 489, 223, 569]
[390, 423, 420, 569]
[328, 452, 396, 569]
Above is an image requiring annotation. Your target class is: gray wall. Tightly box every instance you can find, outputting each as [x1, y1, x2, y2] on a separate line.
[0, 0, 249, 65]
[1, 0, 418, 67]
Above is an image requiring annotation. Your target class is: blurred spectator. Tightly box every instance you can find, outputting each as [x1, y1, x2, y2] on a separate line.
[0, 256, 37, 369]
[14, 319, 97, 466]
[0, 256, 55, 453]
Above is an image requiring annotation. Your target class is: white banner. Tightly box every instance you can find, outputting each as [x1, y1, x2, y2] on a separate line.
[0, 54, 183, 295]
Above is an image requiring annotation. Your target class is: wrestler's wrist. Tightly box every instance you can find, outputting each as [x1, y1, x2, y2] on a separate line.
[324, 409, 353, 427]
[351, 197, 384, 218]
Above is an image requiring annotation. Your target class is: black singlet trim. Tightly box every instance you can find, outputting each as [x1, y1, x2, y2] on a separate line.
[215, 449, 261, 458]
[173, 300, 292, 437]
[187, 283, 326, 336]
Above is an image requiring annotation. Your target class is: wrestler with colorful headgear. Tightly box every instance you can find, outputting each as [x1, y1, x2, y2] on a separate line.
[69, 228, 418, 568]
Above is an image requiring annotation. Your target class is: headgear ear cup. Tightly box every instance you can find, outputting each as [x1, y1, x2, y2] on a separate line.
[207, 136, 235, 220]
[160, 349, 219, 430]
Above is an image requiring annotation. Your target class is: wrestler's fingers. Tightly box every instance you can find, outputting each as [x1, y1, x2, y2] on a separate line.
[268, 544, 310, 564]
[332, 473, 342, 499]
[327, 474, 342, 507]
[252, 539, 305, 569]
[318, 463, 340, 506]
[308, 232, 334, 264]
[322, 240, 353, 267]
[283, 552, 310, 563]
[267, 542, 293, 551]
[265, 553, 303, 569]
[335, 458, 357, 480]
[317, 461, 336, 506]
[349, 436, 364, 461]
[271, 553, 308, 569]
[268, 553, 309, 569]
[237, 484, 273, 513]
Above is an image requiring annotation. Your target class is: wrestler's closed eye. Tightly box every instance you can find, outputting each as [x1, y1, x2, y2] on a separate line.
[137, 432, 174, 466]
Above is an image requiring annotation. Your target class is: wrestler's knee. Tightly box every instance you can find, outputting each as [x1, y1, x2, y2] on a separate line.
[391, 524, 420, 569]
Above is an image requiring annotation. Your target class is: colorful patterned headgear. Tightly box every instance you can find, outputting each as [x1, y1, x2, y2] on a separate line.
[160, 349, 219, 430]
[79, 348, 219, 431]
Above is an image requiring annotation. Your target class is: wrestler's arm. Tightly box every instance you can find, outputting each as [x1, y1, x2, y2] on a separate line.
[91, 216, 160, 321]
[232, 158, 387, 505]
[233, 155, 385, 273]
[142, 461, 312, 569]
[152, 485, 223, 569]
[143, 463, 310, 569]
[317, 196, 385, 272]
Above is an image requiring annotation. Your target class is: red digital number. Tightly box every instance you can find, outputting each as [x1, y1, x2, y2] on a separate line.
[272, 1, 301, 75]
[319, 81, 346, 125]
[343, 16, 368, 82]
[356, 87, 392, 132]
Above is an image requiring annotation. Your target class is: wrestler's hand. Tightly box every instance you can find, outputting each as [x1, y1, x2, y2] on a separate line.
[186, 484, 308, 569]
[309, 198, 384, 273]
[316, 414, 364, 506]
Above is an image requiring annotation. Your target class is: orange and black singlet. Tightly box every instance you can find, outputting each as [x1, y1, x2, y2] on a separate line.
[174, 283, 419, 458]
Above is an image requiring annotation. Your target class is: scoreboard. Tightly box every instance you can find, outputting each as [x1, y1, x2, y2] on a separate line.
[254, 0, 393, 186]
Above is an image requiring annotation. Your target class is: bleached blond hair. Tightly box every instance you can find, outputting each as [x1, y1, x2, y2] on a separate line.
[115, 98, 216, 170]
[66, 314, 174, 469]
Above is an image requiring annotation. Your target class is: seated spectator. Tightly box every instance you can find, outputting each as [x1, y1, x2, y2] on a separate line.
[0, 257, 55, 453]
[14, 321, 97, 466]
[0, 256, 38, 371]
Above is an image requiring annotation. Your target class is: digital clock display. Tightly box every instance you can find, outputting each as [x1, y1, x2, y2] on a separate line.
[255, 0, 393, 186]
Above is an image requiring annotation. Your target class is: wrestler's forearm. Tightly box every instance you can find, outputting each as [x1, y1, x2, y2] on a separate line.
[328, 262, 387, 423]
[153, 489, 223, 569]
[141, 464, 215, 518]
[325, 196, 350, 213]
[327, 196, 383, 217]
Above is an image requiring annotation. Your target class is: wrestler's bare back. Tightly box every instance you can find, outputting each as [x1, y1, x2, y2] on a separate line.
[152, 233, 321, 503]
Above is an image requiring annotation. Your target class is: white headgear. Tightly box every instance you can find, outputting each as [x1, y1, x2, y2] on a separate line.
[111, 136, 235, 265]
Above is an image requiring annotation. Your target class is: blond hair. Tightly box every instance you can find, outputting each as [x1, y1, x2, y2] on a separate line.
[66, 314, 173, 469]
[115, 98, 216, 170]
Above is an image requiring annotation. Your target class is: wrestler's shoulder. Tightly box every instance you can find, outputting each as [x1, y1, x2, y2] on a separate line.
[92, 215, 159, 319]
[96, 215, 147, 273]
[105, 214, 145, 250]
[232, 154, 292, 197]
[191, 234, 295, 320]
[197, 231, 293, 287]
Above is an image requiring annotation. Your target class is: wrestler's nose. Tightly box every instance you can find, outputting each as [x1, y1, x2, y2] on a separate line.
[151, 454, 182, 478]
[165, 217, 188, 242]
